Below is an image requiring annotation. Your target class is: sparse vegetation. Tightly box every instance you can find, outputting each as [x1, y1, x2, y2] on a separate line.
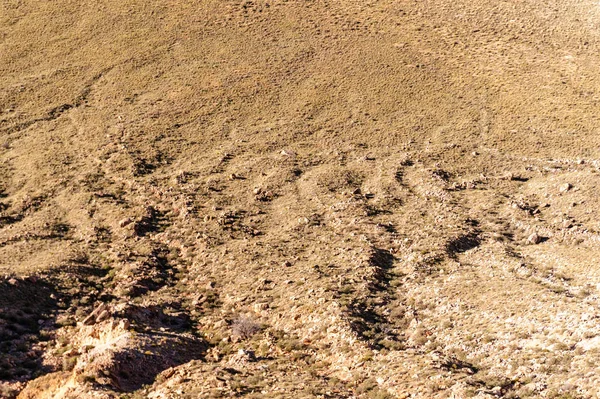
[3, 0, 600, 398]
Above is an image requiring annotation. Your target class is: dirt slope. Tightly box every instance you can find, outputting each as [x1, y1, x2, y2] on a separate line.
[2, 0, 600, 398]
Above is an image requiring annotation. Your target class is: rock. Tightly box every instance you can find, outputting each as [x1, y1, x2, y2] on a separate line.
[192, 294, 207, 306]
[119, 319, 130, 330]
[64, 348, 78, 357]
[527, 233, 542, 244]
[82, 314, 96, 326]
[282, 260, 292, 267]
[229, 349, 256, 365]
[298, 217, 310, 225]
[559, 183, 572, 193]
[79, 344, 94, 354]
[96, 310, 110, 323]
[7, 278, 17, 286]
[253, 302, 269, 312]
[119, 218, 133, 227]
[82, 303, 110, 325]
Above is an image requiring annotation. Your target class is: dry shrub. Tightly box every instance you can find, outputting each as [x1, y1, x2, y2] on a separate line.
[231, 315, 261, 340]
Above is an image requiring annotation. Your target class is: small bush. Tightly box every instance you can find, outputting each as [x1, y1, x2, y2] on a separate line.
[231, 316, 261, 340]
[62, 356, 78, 371]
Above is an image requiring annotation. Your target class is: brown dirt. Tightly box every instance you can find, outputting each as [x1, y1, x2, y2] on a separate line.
[3, 0, 600, 398]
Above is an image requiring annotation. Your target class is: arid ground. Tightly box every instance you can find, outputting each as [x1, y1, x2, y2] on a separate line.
[2, 0, 600, 398]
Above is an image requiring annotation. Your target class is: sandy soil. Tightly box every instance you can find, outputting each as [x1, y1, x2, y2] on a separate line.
[3, 0, 600, 398]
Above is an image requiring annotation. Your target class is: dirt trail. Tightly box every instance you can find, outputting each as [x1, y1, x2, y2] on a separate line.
[3, 0, 600, 398]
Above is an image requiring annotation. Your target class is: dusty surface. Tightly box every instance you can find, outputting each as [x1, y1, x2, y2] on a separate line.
[2, 0, 600, 398]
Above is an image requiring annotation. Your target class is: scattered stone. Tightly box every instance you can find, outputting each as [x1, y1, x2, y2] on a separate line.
[352, 188, 362, 195]
[8, 278, 17, 286]
[282, 260, 292, 267]
[175, 170, 188, 184]
[255, 190, 274, 201]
